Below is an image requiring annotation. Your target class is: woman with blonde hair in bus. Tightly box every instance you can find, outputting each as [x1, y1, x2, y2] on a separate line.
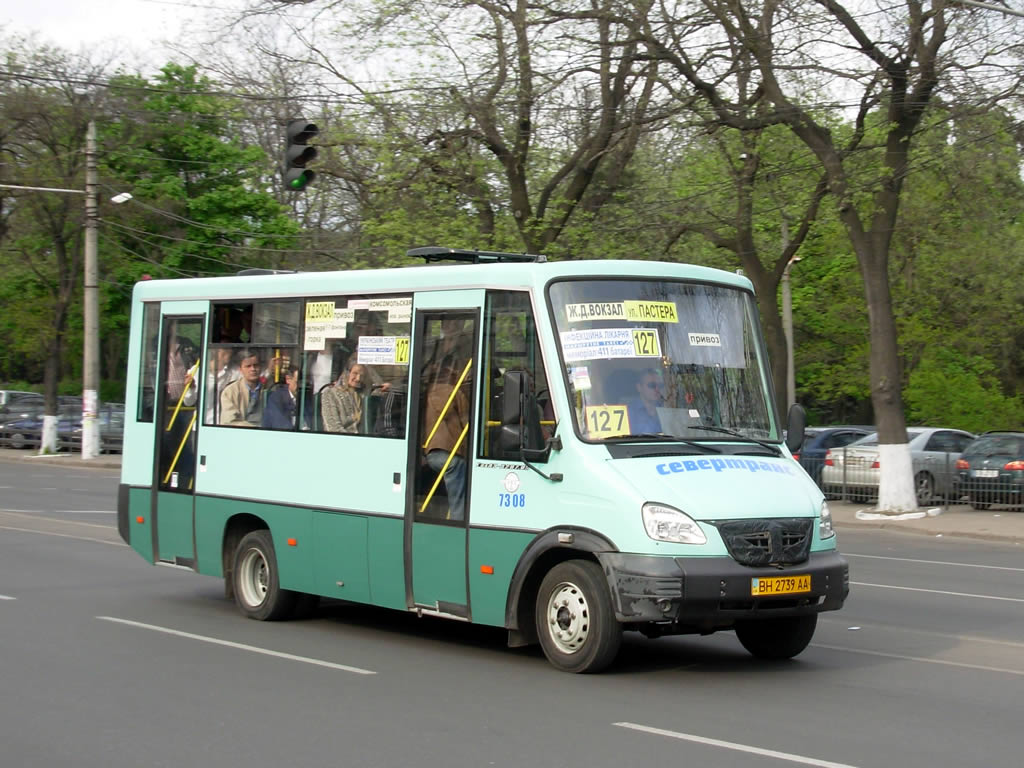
[321, 360, 366, 433]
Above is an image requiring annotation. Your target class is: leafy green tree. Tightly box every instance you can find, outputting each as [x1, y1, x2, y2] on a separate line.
[94, 63, 304, 395]
[0, 41, 103, 442]
[102, 63, 301, 279]
[905, 350, 1024, 433]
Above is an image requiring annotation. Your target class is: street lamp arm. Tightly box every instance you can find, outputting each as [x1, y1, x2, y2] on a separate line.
[0, 183, 85, 194]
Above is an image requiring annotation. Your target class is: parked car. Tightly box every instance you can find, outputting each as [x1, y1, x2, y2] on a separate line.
[0, 403, 79, 450]
[794, 425, 874, 484]
[0, 397, 45, 423]
[954, 431, 1024, 510]
[0, 391, 43, 419]
[0, 413, 47, 449]
[0, 402, 123, 452]
[820, 427, 976, 505]
[62, 404, 125, 453]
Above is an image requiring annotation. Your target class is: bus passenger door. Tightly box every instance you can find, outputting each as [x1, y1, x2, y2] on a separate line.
[152, 314, 204, 568]
[406, 307, 479, 618]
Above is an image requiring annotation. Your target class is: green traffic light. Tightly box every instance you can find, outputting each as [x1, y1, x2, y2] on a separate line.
[284, 168, 315, 191]
[284, 118, 319, 193]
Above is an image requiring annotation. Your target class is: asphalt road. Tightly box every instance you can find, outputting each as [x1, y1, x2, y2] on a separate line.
[2, 461, 1024, 767]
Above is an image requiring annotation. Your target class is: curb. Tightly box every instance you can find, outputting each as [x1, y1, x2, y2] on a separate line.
[832, 502, 1024, 546]
[0, 449, 121, 471]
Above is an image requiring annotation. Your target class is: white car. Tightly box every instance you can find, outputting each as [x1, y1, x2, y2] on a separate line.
[820, 427, 975, 505]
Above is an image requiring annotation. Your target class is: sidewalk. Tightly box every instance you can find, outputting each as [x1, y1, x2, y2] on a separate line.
[0, 447, 122, 470]
[2, 448, 1022, 544]
[829, 498, 1024, 545]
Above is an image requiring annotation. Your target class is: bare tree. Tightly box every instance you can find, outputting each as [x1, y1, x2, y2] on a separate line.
[238, 0, 681, 255]
[632, 0, 1024, 511]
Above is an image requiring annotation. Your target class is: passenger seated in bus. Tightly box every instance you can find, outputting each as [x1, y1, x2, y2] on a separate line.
[321, 361, 366, 433]
[205, 347, 239, 423]
[262, 365, 309, 430]
[219, 350, 264, 427]
[626, 368, 665, 434]
[423, 355, 469, 521]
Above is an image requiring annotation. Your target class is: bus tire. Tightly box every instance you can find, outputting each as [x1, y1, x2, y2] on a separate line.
[734, 614, 817, 660]
[535, 560, 621, 674]
[232, 530, 297, 621]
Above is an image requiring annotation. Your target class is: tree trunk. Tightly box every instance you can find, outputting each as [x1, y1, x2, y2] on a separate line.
[851, 231, 916, 512]
[747, 272, 788, 421]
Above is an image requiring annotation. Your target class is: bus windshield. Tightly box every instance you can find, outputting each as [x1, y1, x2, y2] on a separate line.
[548, 278, 777, 443]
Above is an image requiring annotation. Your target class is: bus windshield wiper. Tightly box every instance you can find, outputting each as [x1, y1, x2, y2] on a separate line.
[617, 434, 722, 453]
[688, 425, 781, 455]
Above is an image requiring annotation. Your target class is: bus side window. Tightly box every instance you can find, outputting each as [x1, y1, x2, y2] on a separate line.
[137, 303, 160, 422]
[481, 290, 551, 461]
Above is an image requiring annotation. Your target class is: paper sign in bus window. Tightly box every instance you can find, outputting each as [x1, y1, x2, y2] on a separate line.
[305, 301, 335, 322]
[303, 329, 325, 351]
[585, 405, 630, 438]
[624, 301, 677, 323]
[631, 329, 661, 357]
[566, 302, 626, 322]
[369, 297, 413, 323]
[321, 308, 355, 339]
[357, 336, 411, 365]
[688, 332, 721, 347]
[570, 366, 592, 391]
[560, 328, 638, 362]
[564, 301, 678, 324]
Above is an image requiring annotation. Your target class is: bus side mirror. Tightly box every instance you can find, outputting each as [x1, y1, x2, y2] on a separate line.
[502, 370, 524, 426]
[785, 403, 806, 454]
[500, 370, 549, 461]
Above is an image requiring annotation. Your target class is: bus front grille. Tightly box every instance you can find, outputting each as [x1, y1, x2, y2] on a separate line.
[710, 518, 813, 567]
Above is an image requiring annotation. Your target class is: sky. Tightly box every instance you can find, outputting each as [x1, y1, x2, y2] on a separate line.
[1, 0, 230, 66]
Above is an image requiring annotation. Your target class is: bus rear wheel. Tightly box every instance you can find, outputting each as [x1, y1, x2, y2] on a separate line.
[232, 530, 298, 621]
[734, 614, 817, 660]
[535, 560, 621, 674]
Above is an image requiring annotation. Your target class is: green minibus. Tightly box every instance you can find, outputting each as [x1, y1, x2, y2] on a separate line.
[117, 247, 848, 673]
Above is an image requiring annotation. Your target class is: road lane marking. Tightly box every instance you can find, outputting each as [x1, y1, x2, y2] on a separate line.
[851, 581, 1024, 603]
[96, 616, 377, 676]
[1, 510, 113, 528]
[846, 553, 1024, 573]
[0, 594, 15, 600]
[0, 525, 125, 547]
[819, 618, 1024, 650]
[613, 722, 859, 767]
[812, 643, 1024, 677]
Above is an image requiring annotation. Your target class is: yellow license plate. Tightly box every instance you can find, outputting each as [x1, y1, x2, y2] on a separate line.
[751, 574, 811, 596]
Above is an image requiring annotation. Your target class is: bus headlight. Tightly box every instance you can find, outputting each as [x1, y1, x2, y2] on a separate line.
[819, 501, 835, 539]
[642, 503, 707, 545]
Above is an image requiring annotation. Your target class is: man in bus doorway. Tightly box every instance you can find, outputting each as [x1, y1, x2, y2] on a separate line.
[422, 354, 470, 521]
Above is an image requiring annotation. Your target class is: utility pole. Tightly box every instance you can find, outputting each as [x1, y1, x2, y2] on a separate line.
[82, 121, 100, 460]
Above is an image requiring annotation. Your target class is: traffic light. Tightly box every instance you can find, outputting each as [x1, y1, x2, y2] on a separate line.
[283, 119, 319, 192]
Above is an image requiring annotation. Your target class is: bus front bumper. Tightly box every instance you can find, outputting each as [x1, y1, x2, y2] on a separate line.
[596, 550, 848, 628]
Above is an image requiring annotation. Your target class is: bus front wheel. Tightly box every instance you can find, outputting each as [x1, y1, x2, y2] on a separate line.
[734, 614, 817, 659]
[535, 560, 622, 673]
[232, 530, 298, 621]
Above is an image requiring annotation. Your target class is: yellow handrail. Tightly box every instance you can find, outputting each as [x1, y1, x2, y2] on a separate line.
[165, 359, 200, 432]
[162, 410, 198, 485]
[422, 358, 473, 450]
[420, 423, 469, 517]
